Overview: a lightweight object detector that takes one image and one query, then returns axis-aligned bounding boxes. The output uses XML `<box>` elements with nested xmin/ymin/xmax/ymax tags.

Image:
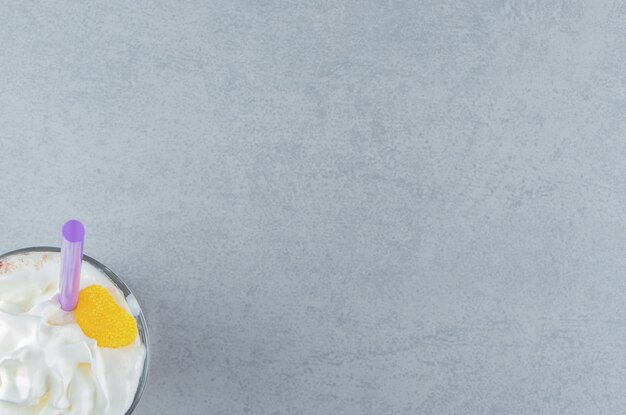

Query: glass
<box><xmin>0</xmin><ymin>247</ymin><xmax>150</xmax><ymax>415</ymax></box>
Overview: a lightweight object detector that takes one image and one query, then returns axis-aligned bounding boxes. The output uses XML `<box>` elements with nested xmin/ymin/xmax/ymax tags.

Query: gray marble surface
<box><xmin>0</xmin><ymin>1</ymin><xmax>625</xmax><ymax>414</ymax></box>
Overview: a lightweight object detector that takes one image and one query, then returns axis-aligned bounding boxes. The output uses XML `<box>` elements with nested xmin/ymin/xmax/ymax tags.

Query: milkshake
<box><xmin>0</xmin><ymin>248</ymin><xmax>148</xmax><ymax>415</ymax></box>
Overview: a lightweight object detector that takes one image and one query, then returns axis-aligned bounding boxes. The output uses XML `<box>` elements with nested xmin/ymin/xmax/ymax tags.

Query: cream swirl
<box><xmin>0</xmin><ymin>252</ymin><xmax>146</xmax><ymax>415</ymax></box>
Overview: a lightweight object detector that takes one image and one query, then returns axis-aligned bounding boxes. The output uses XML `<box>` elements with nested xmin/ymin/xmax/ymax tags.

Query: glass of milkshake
<box><xmin>0</xmin><ymin>247</ymin><xmax>149</xmax><ymax>415</ymax></box>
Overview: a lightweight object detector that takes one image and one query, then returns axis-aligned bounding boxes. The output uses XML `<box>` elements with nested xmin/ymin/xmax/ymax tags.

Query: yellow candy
<box><xmin>74</xmin><ymin>285</ymin><xmax>138</xmax><ymax>348</ymax></box>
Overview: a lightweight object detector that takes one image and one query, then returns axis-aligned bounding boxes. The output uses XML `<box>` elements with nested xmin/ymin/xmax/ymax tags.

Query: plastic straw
<box><xmin>59</xmin><ymin>220</ymin><xmax>85</xmax><ymax>311</ymax></box>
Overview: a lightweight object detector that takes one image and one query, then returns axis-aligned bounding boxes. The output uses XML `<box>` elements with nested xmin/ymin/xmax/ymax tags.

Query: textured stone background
<box><xmin>1</xmin><ymin>1</ymin><xmax>625</xmax><ymax>414</ymax></box>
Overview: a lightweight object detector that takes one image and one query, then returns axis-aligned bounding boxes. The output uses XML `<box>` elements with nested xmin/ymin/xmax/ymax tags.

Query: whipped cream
<box><xmin>0</xmin><ymin>252</ymin><xmax>146</xmax><ymax>415</ymax></box>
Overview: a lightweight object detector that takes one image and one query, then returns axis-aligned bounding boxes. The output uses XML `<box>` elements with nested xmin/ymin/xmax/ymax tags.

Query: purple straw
<box><xmin>59</xmin><ymin>220</ymin><xmax>85</xmax><ymax>311</ymax></box>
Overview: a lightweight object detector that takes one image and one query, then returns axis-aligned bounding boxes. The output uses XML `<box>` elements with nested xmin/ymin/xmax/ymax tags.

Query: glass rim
<box><xmin>0</xmin><ymin>246</ymin><xmax>150</xmax><ymax>415</ymax></box>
